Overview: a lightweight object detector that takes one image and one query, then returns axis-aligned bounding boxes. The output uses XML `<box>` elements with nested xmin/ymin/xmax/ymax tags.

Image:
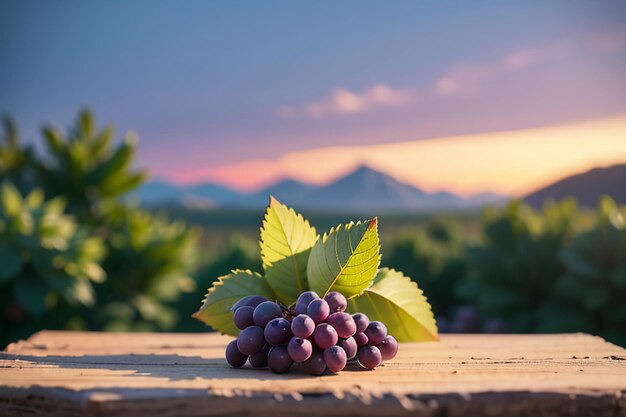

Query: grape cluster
<box><xmin>225</xmin><ymin>291</ymin><xmax>398</xmax><ymax>374</ymax></box>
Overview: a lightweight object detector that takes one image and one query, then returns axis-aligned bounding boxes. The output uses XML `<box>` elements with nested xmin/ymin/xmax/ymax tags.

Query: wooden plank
<box><xmin>1</xmin><ymin>331</ymin><xmax>625</xmax><ymax>416</ymax></box>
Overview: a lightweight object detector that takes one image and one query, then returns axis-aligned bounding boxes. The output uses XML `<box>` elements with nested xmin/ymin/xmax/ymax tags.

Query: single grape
<box><xmin>324</xmin><ymin>291</ymin><xmax>347</xmax><ymax>313</ymax></box>
<box><xmin>307</xmin><ymin>299</ymin><xmax>330</xmax><ymax>324</ymax></box>
<box><xmin>303</xmin><ymin>348</ymin><xmax>327</xmax><ymax>376</ymax></box>
<box><xmin>253</xmin><ymin>301</ymin><xmax>282</xmax><ymax>327</ymax></box>
<box><xmin>237</xmin><ymin>325</ymin><xmax>265</xmax><ymax>355</ymax></box>
<box><xmin>287</xmin><ymin>337</ymin><xmax>313</xmax><ymax>362</ymax></box>
<box><xmin>291</xmin><ymin>314</ymin><xmax>315</xmax><ymax>339</ymax></box>
<box><xmin>354</xmin><ymin>332</ymin><xmax>368</xmax><ymax>347</ymax></box>
<box><xmin>231</xmin><ymin>295</ymin><xmax>268</xmax><ymax>312</ymax></box>
<box><xmin>339</xmin><ymin>337</ymin><xmax>357</xmax><ymax>360</ymax></box>
<box><xmin>264</xmin><ymin>317</ymin><xmax>292</xmax><ymax>346</ymax></box>
<box><xmin>249</xmin><ymin>345</ymin><xmax>269</xmax><ymax>368</ymax></box>
<box><xmin>313</xmin><ymin>323</ymin><xmax>338</xmax><ymax>349</ymax></box>
<box><xmin>377</xmin><ymin>335</ymin><xmax>398</xmax><ymax>361</ymax></box>
<box><xmin>225</xmin><ymin>340</ymin><xmax>248</xmax><ymax>368</ymax></box>
<box><xmin>267</xmin><ymin>345</ymin><xmax>293</xmax><ymax>374</ymax></box>
<box><xmin>352</xmin><ymin>313</ymin><xmax>369</xmax><ymax>333</ymax></box>
<box><xmin>326</xmin><ymin>312</ymin><xmax>357</xmax><ymax>338</ymax></box>
<box><xmin>324</xmin><ymin>345</ymin><xmax>347</xmax><ymax>373</ymax></box>
<box><xmin>295</xmin><ymin>291</ymin><xmax>320</xmax><ymax>315</ymax></box>
<box><xmin>358</xmin><ymin>345</ymin><xmax>382</xmax><ymax>370</ymax></box>
<box><xmin>233</xmin><ymin>305</ymin><xmax>254</xmax><ymax>330</ymax></box>
<box><xmin>364</xmin><ymin>321</ymin><xmax>387</xmax><ymax>345</ymax></box>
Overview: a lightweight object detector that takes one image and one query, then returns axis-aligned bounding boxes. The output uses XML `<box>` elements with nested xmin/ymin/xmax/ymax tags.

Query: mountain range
<box><xmin>135</xmin><ymin>165</ymin><xmax>507</xmax><ymax>212</ymax></box>
<box><xmin>524</xmin><ymin>163</ymin><xmax>626</xmax><ymax>208</ymax></box>
<box><xmin>136</xmin><ymin>163</ymin><xmax>626</xmax><ymax>212</ymax></box>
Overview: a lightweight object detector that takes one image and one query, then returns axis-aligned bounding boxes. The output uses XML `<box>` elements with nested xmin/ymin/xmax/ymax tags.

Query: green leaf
<box><xmin>347</xmin><ymin>268</ymin><xmax>438</xmax><ymax>342</ymax></box>
<box><xmin>193</xmin><ymin>270</ymin><xmax>274</xmax><ymax>336</ymax></box>
<box><xmin>0</xmin><ymin>242</ymin><xmax>22</xmax><ymax>282</ymax></box>
<box><xmin>1</xmin><ymin>181</ymin><xmax>23</xmax><ymax>216</ymax></box>
<box><xmin>307</xmin><ymin>218</ymin><xmax>380</xmax><ymax>298</ymax></box>
<box><xmin>260</xmin><ymin>196</ymin><xmax>317</xmax><ymax>304</ymax></box>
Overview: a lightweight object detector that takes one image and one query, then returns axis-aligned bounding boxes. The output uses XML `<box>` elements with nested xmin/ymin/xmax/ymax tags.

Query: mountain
<box><xmin>300</xmin><ymin>165</ymin><xmax>462</xmax><ymax>212</ymax></box>
<box><xmin>133</xmin><ymin>180</ymin><xmax>242</xmax><ymax>208</ymax></box>
<box><xmin>136</xmin><ymin>165</ymin><xmax>508</xmax><ymax>212</ymax></box>
<box><xmin>525</xmin><ymin>164</ymin><xmax>626</xmax><ymax>208</ymax></box>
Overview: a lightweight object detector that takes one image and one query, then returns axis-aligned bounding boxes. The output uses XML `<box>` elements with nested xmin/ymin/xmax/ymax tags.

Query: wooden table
<box><xmin>1</xmin><ymin>331</ymin><xmax>625</xmax><ymax>416</ymax></box>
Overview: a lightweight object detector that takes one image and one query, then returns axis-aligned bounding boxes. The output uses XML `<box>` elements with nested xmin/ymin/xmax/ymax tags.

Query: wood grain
<box><xmin>1</xmin><ymin>331</ymin><xmax>625</xmax><ymax>416</ymax></box>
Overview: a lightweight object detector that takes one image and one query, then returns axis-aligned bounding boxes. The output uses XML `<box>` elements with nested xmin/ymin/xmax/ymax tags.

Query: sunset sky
<box><xmin>2</xmin><ymin>1</ymin><xmax>626</xmax><ymax>196</ymax></box>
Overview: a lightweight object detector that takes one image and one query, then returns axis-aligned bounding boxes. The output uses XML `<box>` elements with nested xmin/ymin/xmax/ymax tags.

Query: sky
<box><xmin>2</xmin><ymin>1</ymin><xmax>626</xmax><ymax>196</ymax></box>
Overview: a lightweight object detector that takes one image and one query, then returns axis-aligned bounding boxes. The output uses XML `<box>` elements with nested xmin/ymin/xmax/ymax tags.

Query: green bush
<box><xmin>383</xmin><ymin>218</ymin><xmax>466</xmax><ymax>318</ymax></box>
<box><xmin>458</xmin><ymin>199</ymin><xmax>578</xmax><ymax>332</ymax></box>
<box><xmin>552</xmin><ymin>197</ymin><xmax>626</xmax><ymax>345</ymax></box>
<box><xmin>0</xmin><ymin>110</ymin><xmax>199</xmax><ymax>345</ymax></box>
<box><xmin>0</xmin><ymin>182</ymin><xmax>106</xmax><ymax>344</ymax></box>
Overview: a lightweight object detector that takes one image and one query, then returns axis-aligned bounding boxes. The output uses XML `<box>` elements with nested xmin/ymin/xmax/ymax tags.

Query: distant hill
<box><xmin>136</xmin><ymin>165</ymin><xmax>508</xmax><ymax>212</ymax></box>
<box><xmin>524</xmin><ymin>164</ymin><xmax>626</xmax><ymax>208</ymax></box>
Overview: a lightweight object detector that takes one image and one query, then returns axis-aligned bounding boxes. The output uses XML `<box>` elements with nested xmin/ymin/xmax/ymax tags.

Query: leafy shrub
<box><xmin>553</xmin><ymin>196</ymin><xmax>626</xmax><ymax>345</ymax></box>
<box><xmin>383</xmin><ymin>218</ymin><xmax>466</xmax><ymax>318</ymax></box>
<box><xmin>457</xmin><ymin>199</ymin><xmax>578</xmax><ymax>332</ymax></box>
<box><xmin>0</xmin><ymin>182</ymin><xmax>106</xmax><ymax>344</ymax></box>
<box><xmin>0</xmin><ymin>110</ymin><xmax>199</xmax><ymax>344</ymax></box>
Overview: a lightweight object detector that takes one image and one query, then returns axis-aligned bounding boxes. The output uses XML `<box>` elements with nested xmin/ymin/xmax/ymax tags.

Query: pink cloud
<box><xmin>278</xmin><ymin>83</ymin><xmax>414</xmax><ymax>119</ymax></box>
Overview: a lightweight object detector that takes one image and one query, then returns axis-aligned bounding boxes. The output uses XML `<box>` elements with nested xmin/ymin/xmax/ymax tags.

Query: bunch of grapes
<box><xmin>225</xmin><ymin>291</ymin><xmax>398</xmax><ymax>375</ymax></box>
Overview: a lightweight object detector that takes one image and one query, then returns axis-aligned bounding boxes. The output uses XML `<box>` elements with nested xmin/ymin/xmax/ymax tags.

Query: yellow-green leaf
<box><xmin>260</xmin><ymin>196</ymin><xmax>317</xmax><ymax>304</ymax></box>
<box><xmin>307</xmin><ymin>218</ymin><xmax>380</xmax><ymax>299</ymax></box>
<box><xmin>348</xmin><ymin>268</ymin><xmax>438</xmax><ymax>342</ymax></box>
<box><xmin>192</xmin><ymin>270</ymin><xmax>274</xmax><ymax>336</ymax></box>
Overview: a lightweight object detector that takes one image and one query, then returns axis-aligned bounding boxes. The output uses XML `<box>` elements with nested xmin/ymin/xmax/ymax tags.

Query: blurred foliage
<box><xmin>38</xmin><ymin>111</ymin><xmax>147</xmax><ymax>223</ymax></box>
<box><xmin>0</xmin><ymin>182</ymin><xmax>106</xmax><ymax>343</ymax></box>
<box><xmin>0</xmin><ymin>110</ymin><xmax>199</xmax><ymax>347</ymax></box>
<box><xmin>553</xmin><ymin>197</ymin><xmax>626</xmax><ymax>345</ymax></box>
<box><xmin>383</xmin><ymin>218</ymin><xmax>466</xmax><ymax>318</ymax></box>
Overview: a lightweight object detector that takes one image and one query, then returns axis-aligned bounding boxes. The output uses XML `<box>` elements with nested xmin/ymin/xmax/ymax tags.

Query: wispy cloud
<box><xmin>277</xmin><ymin>84</ymin><xmax>414</xmax><ymax>119</ymax></box>
<box><xmin>434</xmin><ymin>42</ymin><xmax>568</xmax><ymax>96</ymax></box>
<box><xmin>276</xmin><ymin>29</ymin><xmax>626</xmax><ymax>120</ymax></box>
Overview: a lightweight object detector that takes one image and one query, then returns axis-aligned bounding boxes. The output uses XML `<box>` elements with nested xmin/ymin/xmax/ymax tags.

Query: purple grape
<box><xmin>307</xmin><ymin>299</ymin><xmax>330</xmax><ymax>324</ymax></box>
<box><xmin>287</xmin><ymin>337</ymin><xmax>313</xmax><ymax>362</ymax></box>
<box><xmin>352</xmin><ymin>313</ymin><xmax>369</xmax><ymax>333</ymax></box>
<box><xmin>291</xmin><ymin>314</ymin><xmax>315</xmax><ymax>339</ymax></box>
<box><xmin>295</xmin><ymin>291</ymin><xmax>320</xmax><ymax>315</ymax></box>
<box><xmin>303</xmin><ymin>348</ymin><xmax>326</xmax><ymax>376</ymax></box>
<box><xmin>249</xmin><ymin>345</ymin><xmax>269</xmax><ymax>368</ymax></box>
<box><xmin>267</xmin><ymin>345</ymin><xmax>293</xmax><ymax>373</ymax></box>
<box><xmin>264</xmin><ymin>317</ymin><xmax>292</xmax><ymax>346</ymax></box>
<box><xmin>358</xmin><ymin>345</ymin><xmax>382</xmax><ymax>370</ymax></box>
<box><xmin>326</xmin><ymin>312</ymin><xmax>357</xmax><ymax>338</ymax></box>
<box><xmin>354</xmin><ymin>332</ymin><xmax>368</xmax><ymax>347</ymax></box>
<box><xmin>377</xmin><ymin>335</ymin><xmax>398</xmax><ymax>361</ymax></box>
<box><xmin>364</xmin><ymin>321</ymin><xmax>387</xmax><ymax>345</ymax></box>
<box><xmin>253</xmin><ymin>301</ymin><xmax>282</xmax><ymax>327</ymax></box>
<box><xmin>324</xmin><ymin>345</ymin><xmax>347</xmax><ymax>373</ymax></box>
<box><xmin>233</xmin><ymin>306</ymin><xmax>254</xmax><ymax>330</ymax></box>
<box><xmin>324</xmin><ymin>291</ymin><xmax>347</xmax><ymax>313</ymax></box>
<box><xmin>237</xmin><ymin>325</ymin><xmax>265</xmax><ymax>355</ymax></box>
<box><xmin>313</xmin><ymin>323</ymin><xmax>338</xmax><ymax>349</ymax></box>
<box><xmin>231</xmin><ymin>295</ymin><xmax>268</xmax><ymax>311</ymax></box>
<box><xmin>225</xmin><ymin>340</ymin><xmax>248</xmax><ymax>368</ymax></box>
<box><xmin>339</xmin><ymin>337</ymin><xmax>357</xmax><ymax>360</ymax></box>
